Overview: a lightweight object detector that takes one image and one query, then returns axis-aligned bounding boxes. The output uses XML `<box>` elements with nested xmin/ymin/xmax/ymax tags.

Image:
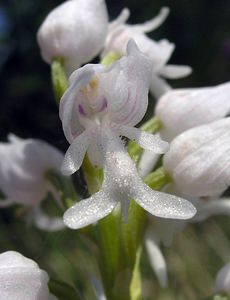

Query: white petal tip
<box><xmin>61</xmin><ymin>164</ymin><xmax>75</xmax><ymax>176</ymax></box>
<box><xmin>177</xmin><ymin>202</ymin><xmax>197</xmax><ymax>220</ymax></box>
<box><xmin>161</xmin><ymin>7</ymin><xmax>170</xmax><ymax>15</ymax></box>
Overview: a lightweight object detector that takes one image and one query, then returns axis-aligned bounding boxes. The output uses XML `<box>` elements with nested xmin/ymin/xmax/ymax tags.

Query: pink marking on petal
<box><xmin>78</xmin><ymin>104</ymin><xmax>87</xmax><ymax>116</ymax></box>
<box><xmin>99</xmin><ymin>97</ymin><xmax>108</xmax><ymax>112</ymax></box>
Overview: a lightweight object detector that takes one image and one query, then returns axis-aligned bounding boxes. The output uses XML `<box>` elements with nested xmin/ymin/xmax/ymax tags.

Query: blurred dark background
<box><xmin>0</xmin><ymin>0</ymin><xmax>229</xmax><ymax>148</ymax></box>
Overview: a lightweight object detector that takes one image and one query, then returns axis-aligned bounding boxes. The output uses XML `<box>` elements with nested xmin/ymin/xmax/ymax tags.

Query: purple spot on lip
<box><xmin>99</xmin><ymin>97</ymin><xmax>108</xmax><ymax>112</ymax></box>
<box><xmin>78</xmin><ymin>104</ymin><xmax>87</xmax><ymax>116</ymax></box>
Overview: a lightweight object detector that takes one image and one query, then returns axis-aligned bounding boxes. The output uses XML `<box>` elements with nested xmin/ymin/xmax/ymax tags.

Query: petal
<box><xmin>108</xmin><ymin>8</ymin><xmax>130</xmax><ymax>31</ymax></box>
<box><xmin>150</xmin><ymin>74</ymin><xmax>172</xmax><ymax>99</ymax></box>
<box><xmin>59</xmin><ymin>65</ymin><xmax>96</xmax><ymax>143</ymax></box>
<box><xmin>145</xmin><ymin>230</ymin><xmax>168</xmax><ymax>287</ymax></box>
<box><xmin>150</xmin><ymin>39</ymin><xmax>175</xmax><ymax>69</ymax></box>
<box><xmin>133</xmin><ymin>7</ymin><xmax>170</xmax><ymax>33</ymax></box>
<box><xmin>61</xmin><ymin>129</ymin><xmax>92</xmax><ymax>175</ymax></box>
<box><xmin>33</xmin><ymin>206</ymin><xmax>66</xmax><ymax>231</ymax></box>
<box><xmin>102</xmin><ymin>40</ymin><xmax>153</xmax><ymax>126</ymax></box>
<box><xmin>119</xmin><ymin>124</ymin><xmax>168</xmax><ymax>153</ymax></box>
<box><xmin>159</xmin><ymin>64</ymin><xmax>192</xmax><ymax>79</ymax></box>
<box><xmin>63</xmin><ymin>189</ymin><xmax>117</xmax><ymax>229</ymax></box>
<box><xmin>133</xmin><ymin>184</ymin><xmax>196</xmax><ymax>220</ymax></box>
<box><xmin>7</xmin><ymin>134</ymin><xmax>23</xmax><ymax>144</ymax></box>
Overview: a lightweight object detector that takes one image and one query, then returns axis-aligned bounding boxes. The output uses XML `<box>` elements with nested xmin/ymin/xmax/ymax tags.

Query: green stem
<box><xmin>97</xmin><ymin>209</ymin><xmax>123</xmax><ymax>300</ymax></box>
<box><xmin>82</xmin><ymin>155</ymin><xmax>103</xmax><ymax>194</ymax></box>
<box><xmin>129</xmin><ymin>247</ymin><xmax>142</xmax><ymax>300</ymax></box>
<box><xmin>51</xmin><ymin>57</ymin><xmax>68</xmax><ymax>103</ymax></box>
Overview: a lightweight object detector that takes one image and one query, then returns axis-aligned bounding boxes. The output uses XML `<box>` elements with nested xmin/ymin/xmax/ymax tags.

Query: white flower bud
<box><xmin>0</xmin><ymin>251</ymin><xmax>55</xmax><ymax>300</ymax></box>
<box><xmin>155</xmin><ymin>81</ymin><xmax>230</xmax><ymax>141</ymax></box>
<box><xmin>215</xmin><ymin>263</ymin><xmax>230</xmax><ymax>294</ymax></box>
<box><xmin>37</xmin><ymin>0</ymin><xmax>108</xmax><ymax>74</ymax></box>
<box><xmin>163</xmin><ymin>118</ymin><xmax>230</xmax><ymax>197</ymax></box>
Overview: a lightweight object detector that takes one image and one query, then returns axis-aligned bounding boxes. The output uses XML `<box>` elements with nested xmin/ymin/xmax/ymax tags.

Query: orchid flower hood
<box><xmin>59</xmin><ymin>41</ymin><xmax>196</xmax><ymax>229</ymax></box>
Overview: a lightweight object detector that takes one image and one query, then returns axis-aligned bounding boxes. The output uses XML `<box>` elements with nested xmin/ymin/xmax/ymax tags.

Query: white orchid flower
<box><xmin>155</xmin><ymin>81</ymin><xmax>230</xmax><ymax>141</ymax></box>
<box><xmin>0</xmin><ymin>134</ymin><xmax>65</xmax><ymax>231</ymax></box>
<box><xmin>0</xmin><ymin>251</ymin><xmax>56</xmax><ymax>300</ymax></box>
<box><xmin>102</xmin><ymin>7</ymin><xmax>191</xmax><ymax>98</ymax></box>
<box><xmin>215</xmin><ymin>262</ymin><xmax>230</xmax><ymax>294</ymax></box>
<box><xmin>59</xmin><ymin>41</ymin><xmax>196</xmax><ymax>229</ymax></box>
<box><xmin>37</xmin><ymin>0</ymin><xmax>108</xmax><ymax>75</ymax></box>
<box><xmin>163</xmin><ymin>118</ymin><xmax>230</xmax><ymax>197</ymax></box>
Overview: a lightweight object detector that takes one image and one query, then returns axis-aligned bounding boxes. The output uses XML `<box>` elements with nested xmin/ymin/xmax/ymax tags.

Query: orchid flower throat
<box><xmin>77</xmin><ymin>75</ymin><xmax>109</xmax><ymax>128</ymax></box>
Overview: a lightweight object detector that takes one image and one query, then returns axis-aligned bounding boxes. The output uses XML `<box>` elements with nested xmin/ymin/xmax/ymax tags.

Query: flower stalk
<box><xmin>51</xmin><ymin>57</ymin><xmax>68</xmax><ymax>103</ymax></box>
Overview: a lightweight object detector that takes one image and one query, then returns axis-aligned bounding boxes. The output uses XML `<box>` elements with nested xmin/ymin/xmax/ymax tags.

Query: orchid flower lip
<box><xmin>63</xmin><ymin>127</ymin><xmax>196</xmax><ymax>229</ymax></box>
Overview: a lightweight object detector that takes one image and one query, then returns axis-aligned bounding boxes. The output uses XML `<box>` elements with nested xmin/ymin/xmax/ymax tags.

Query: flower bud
<box><xmin>37</xmin><ymin>0</ymin><xmax>108</xmax><ymax>74</ymax></box>
<box><xmin>0</xmin><ymin>251</ymin><xmax>55</xmax><ymax>300</ymax></box>
<box><xmin>155</xmin><ymin>81</ymin><xmax>230</xmax><ymax>141</ymax></box>
<box><xmin>163</xmin><ymin>118</ymin><xmax>230</xmax><ymax>197</ymax></box>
